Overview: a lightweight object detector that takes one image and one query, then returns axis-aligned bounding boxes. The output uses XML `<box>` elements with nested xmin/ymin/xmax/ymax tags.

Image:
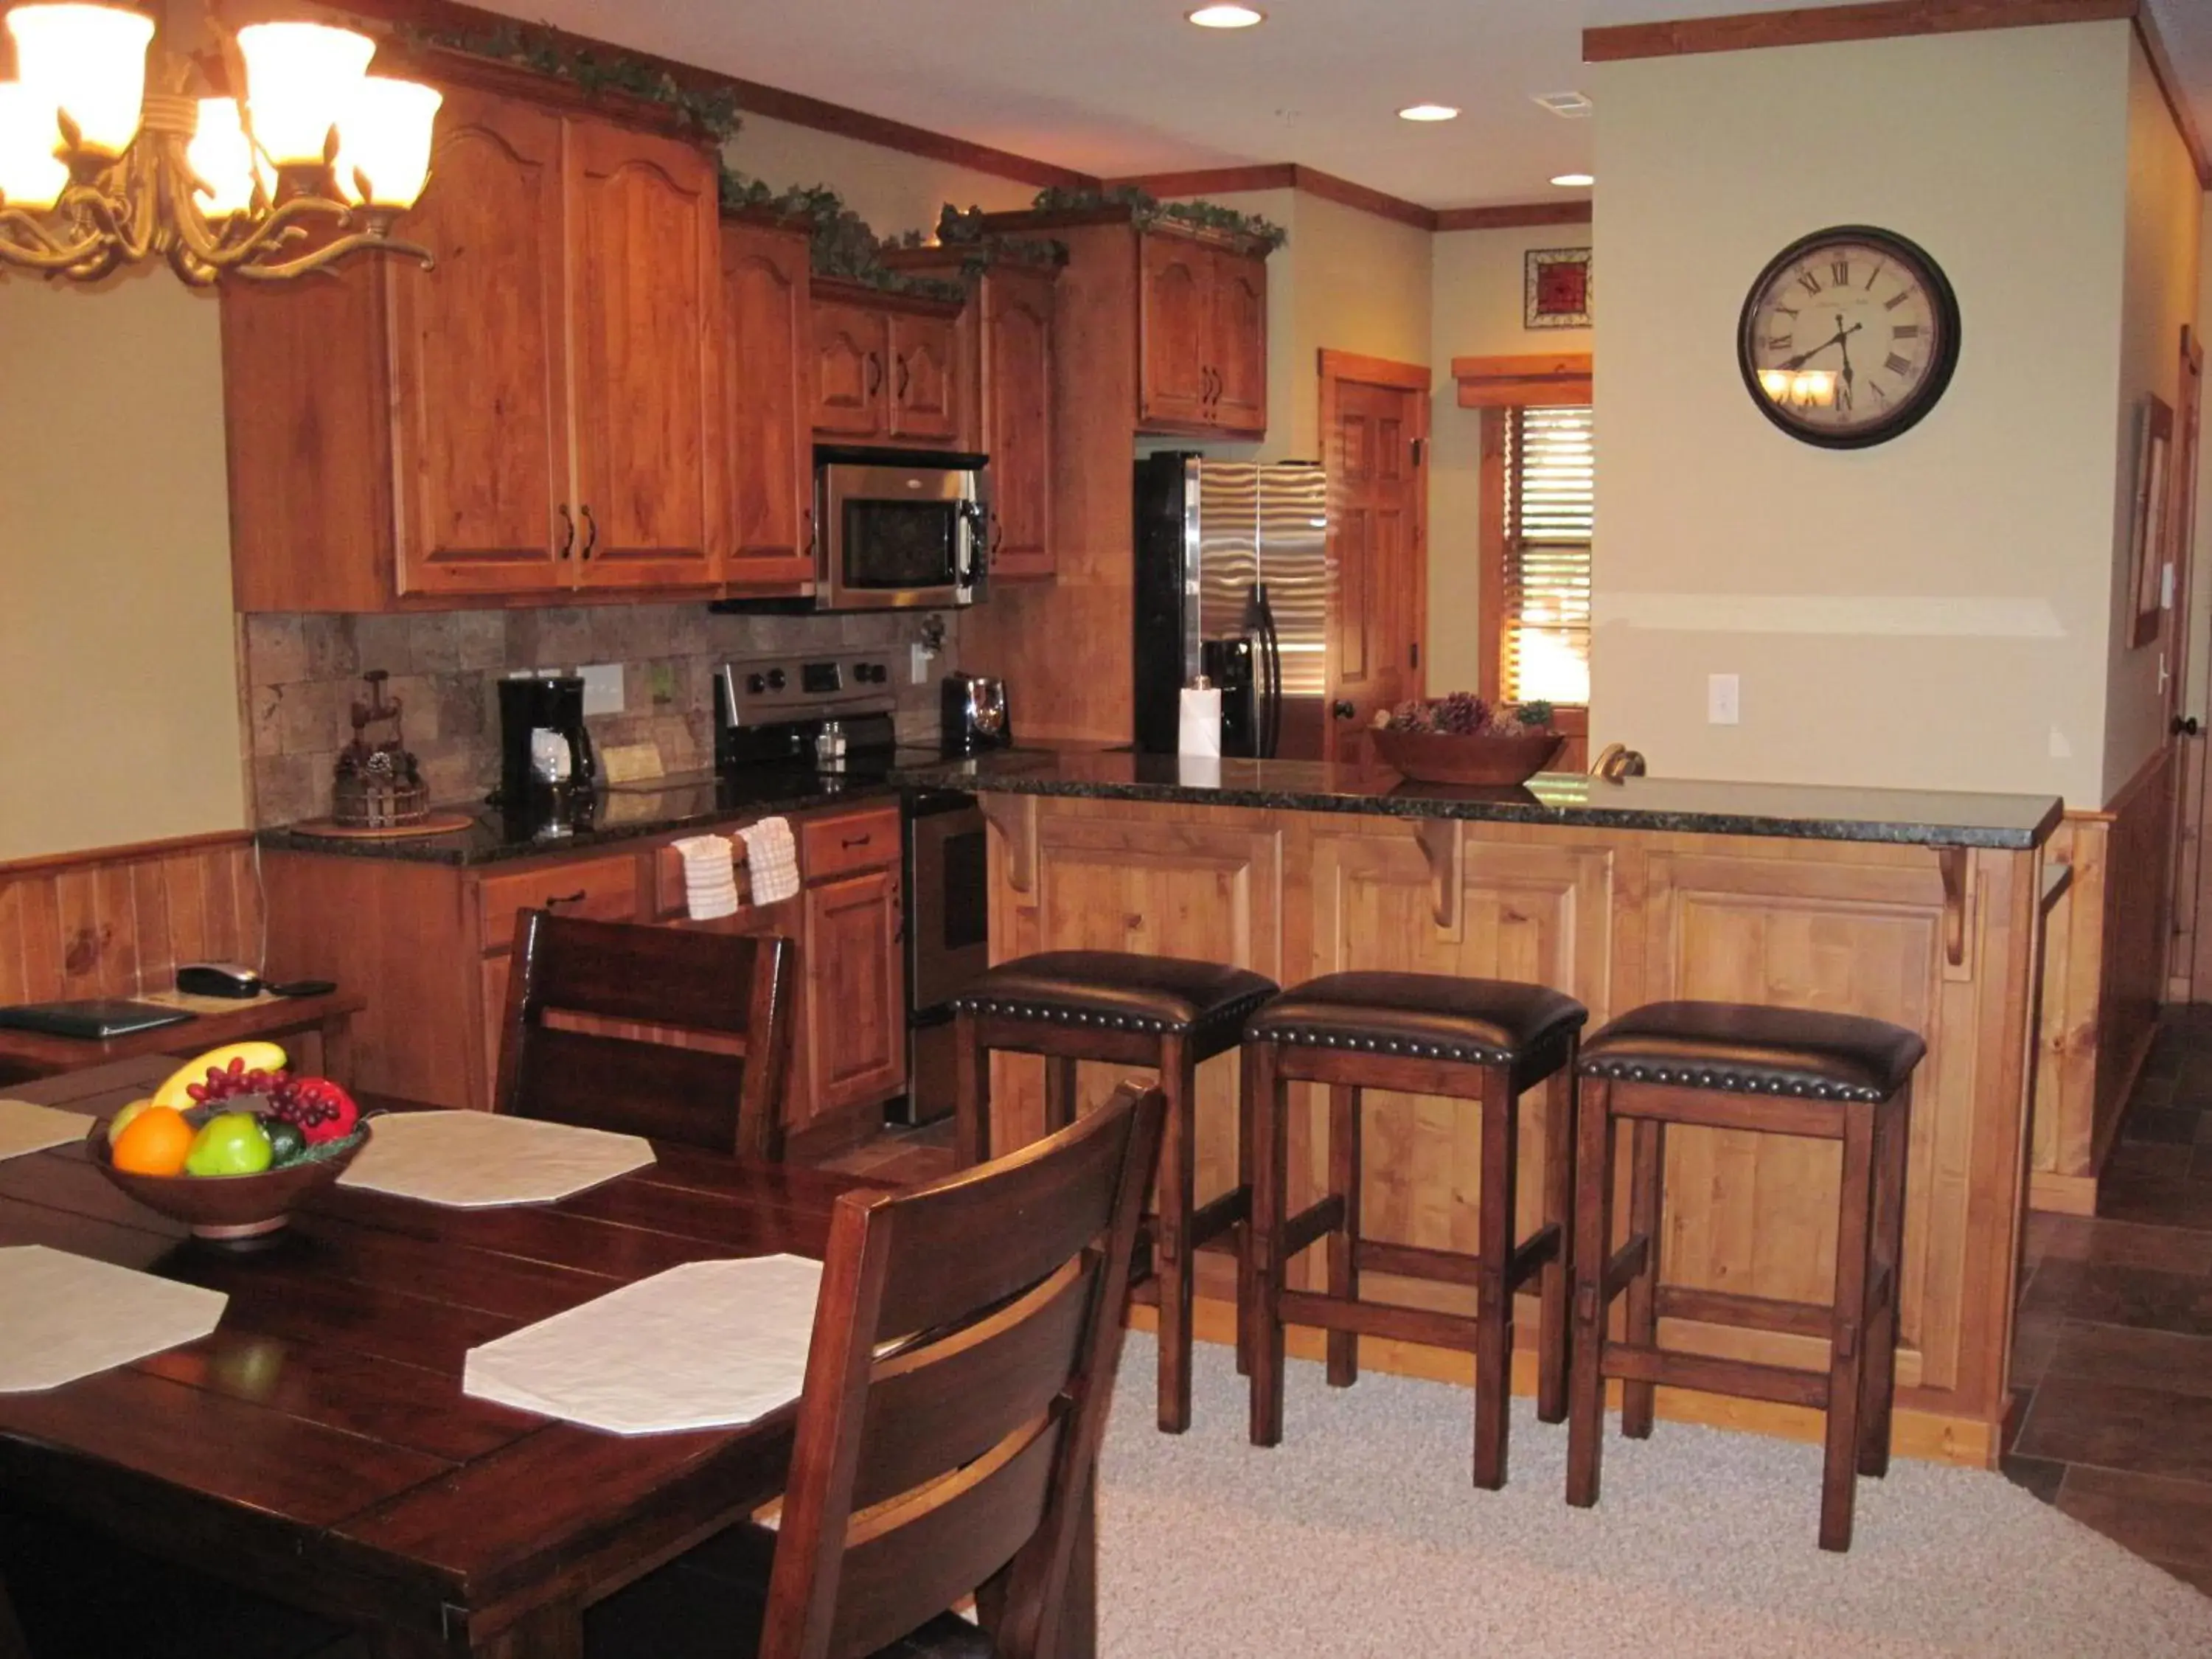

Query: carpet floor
<box><xmin>1095</xmin><ymin>1336</ymin><xmax>2212</xmax><ymax>1657</ymax></box>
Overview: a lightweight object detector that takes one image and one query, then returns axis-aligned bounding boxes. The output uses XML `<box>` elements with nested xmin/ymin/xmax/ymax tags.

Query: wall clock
<box><xmin>1737</xmin><ymin>225</ymin><xmax>1960</xmax><ymax>449</ymax></box>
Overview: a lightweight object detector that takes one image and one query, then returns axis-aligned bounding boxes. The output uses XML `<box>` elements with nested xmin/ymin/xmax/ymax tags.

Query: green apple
<box><xmin>184</xmin><ymin>1112</ymin><xmax>273</xmax><ymax>1177</ymax></box>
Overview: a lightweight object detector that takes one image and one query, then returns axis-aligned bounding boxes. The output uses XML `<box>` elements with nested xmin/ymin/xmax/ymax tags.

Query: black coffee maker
<box><xmin>496</xmin><ymin>675</ymin><xmax>599</xmax><ymax>804</ymax></box>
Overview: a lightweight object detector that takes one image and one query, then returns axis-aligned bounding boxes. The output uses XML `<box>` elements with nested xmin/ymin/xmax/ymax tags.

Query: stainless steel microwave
<box><xmin>815</xmin><ymin>447</ymin><xmax>989</xmax><ymax>611</ymax></box>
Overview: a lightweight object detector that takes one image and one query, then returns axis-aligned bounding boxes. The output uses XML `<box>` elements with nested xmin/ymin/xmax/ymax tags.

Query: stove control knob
<box><xmin>766</xmin><ymin>668</ymin><xmax>787</xmax><ymax>692</ymax></box>
<box><xmin>745</xmin><ymin>672</ymin><xmax>767</xmax><ymax>695</ymax></box>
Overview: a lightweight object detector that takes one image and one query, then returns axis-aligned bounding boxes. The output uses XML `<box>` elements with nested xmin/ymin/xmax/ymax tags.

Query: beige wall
<box><xmin>1591</xmin><ymin>22</ymin><xmax>2141</xmax><ymax>805</ymax></box>
<box><xmin>0</xmin><ymin>271</ymin><xmax>248</xmax><ymax>860</ymax></box>
<box><xmin>2104</xmin><ymin>41</ymin><xmax>2206</xmax><ymax>799</ymax></box>
<box><xmin>1427</xmin><ymin>223</ymin><xmax>1593</xmax><ymax>693</ymax></box>
<box><xmin>723</xmin><ymin>111</ymin><xmax>1037</xmax><ymax>237</ymax></box>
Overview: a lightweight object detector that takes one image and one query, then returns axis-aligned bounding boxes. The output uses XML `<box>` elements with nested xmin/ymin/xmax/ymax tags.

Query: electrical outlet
<box><xmin>1707</xmin><ymin>673</ymin><xmax>1740</xmax><ymax>726</ymax></box>
<box><xmin>579</xmin><ymin>662</ymin><xmax>625</xmax><ymax>717</ymax></box>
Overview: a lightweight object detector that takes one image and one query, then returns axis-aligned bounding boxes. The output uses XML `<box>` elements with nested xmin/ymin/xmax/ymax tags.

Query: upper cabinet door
<box><xmin>983</xmin><ymin>269</ymin><xmax>1054</xmax><ymax>580</ymax></box>
<box><xmin>1210</xmin><ymin>251</ymin><xmax>1269</xmax><ymax>435</ymax></box>
<box><xmin>720</xmin><ymin>220</ymin><xmax>815</xmax><ymax>591</ymax></box>
<box><xmin>888</xmin><ymin>311</ymin><xmax>960</xmax><ymax>442</ymax></box>
<box><xmin>813</xmin><ymin>300</ymin><xmax>889</xmax><ymax>438</ymax></box>
<box><xmin>1138</xmin><ymin>233</ymin><xmax>1211</xmax><ymax>429</ymax></box>
<box><xmin>388</xmin><ymin>88</ymin><xmax>570</xmax><ymax>597</ymax></box>
<box><xmin>566</xmin><ymin>120</ymin><xmax>723</xmax><ymax>589</ymax></box>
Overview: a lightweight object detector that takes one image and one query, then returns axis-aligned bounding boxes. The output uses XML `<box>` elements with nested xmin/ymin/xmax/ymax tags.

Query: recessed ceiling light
<box><xmin>1397</xmin><ymin>103</ymin><xmax>1461</xmax><ymax>122</ymax></box>
<box><xmin>1187</xmin><ymin>4</ymin><xmax>1265</xmax><ymax>27</ymax></box>
<box><xmin>1551</xmin><ymin>173</ymin><xmax>1596</xmax><ymax>187</ymax></box>
<box><xmin>1533</xmin><ymin>91</ymin><xmax>1593</xmax><ymax>119</ymax></box>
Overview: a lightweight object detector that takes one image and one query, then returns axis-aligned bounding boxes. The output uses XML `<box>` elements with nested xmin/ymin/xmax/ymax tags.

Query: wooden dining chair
<box><xmin>495</xmin><ymin>909</ymin><xmax>796</xmax><ymax>1160</ymax></box>
<box><xmin>586</xmin><ymin>1079</ymin><xmax>1168</xmax><ymax>1659</ymax></box>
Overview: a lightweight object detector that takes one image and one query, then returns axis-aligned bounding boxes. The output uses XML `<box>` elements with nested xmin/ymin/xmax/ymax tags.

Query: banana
<box><xmin>150</xmin><ymin>1041</ymin><xmax>290</xmax><ymax>1110</ymax></box>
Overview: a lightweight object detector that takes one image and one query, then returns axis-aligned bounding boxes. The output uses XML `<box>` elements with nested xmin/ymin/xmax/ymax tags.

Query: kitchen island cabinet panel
<box><xmin>931</xmin><ymin>765</ymin><xmax>2053</xmax><ymax>1468</ymax></box>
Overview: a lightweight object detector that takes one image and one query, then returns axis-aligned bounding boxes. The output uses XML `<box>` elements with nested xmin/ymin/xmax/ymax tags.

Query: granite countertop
<box><xmin>257</xmin><ymin>772</ymin><xmax>902</xmax><ymax>867</ymax></box>
<box><xmin>887</xmin><ymin>749</ymin><xmax>2063</xmax><ymax>850</ymax></box>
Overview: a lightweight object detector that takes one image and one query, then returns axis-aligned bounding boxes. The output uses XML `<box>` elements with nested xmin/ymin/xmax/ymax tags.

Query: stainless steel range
<box><xmin>713</xmin><ymin>652</ymin><xmax>988</xmax><ymax>1127</ymax></box>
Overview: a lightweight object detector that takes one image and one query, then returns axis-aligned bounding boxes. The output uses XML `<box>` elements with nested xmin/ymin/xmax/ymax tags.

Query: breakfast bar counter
<box><xmin>892</xmin><ymin>751</ymin><xmax>2062</xmax><ymax>1467</ymax></box>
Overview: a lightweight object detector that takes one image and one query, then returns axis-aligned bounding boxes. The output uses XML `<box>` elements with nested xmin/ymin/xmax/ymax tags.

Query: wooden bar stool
<box><xmin>1242</xmin><ymin>972</ymin><xmax>1587</xmax><ymax>1489</ymax></box>
<box><xmin>953</xmin><ymin>949</ymin><xmax>1279</xmax><ymax>1433</ymax></box>
<box><xmin>1565</xmin><ymin>1001</ymin><xmax>1922</xmax><ymax>1552</ymax></box>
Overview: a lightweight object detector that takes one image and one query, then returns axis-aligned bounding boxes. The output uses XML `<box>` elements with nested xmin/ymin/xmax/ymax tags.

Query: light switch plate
<box><xmin>1707</xmin><ymin>673</ymin><xmax>1740</xmax><ymax>726</ymax></box>
<box><xmin>911</xmin><ymin>643</ymin><xmax>931</xmax><ymax>686</ymax></box>
<box><xmin>580</xmin><ymin>662</ymin><xmax>625</xmax><ymax>716</ymax></box>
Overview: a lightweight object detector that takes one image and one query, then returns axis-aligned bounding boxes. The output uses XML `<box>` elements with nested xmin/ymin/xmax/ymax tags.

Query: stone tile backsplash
<box><xmin>243</xmin><ymin>605</ymin><xmax>961</xmax><ymax>827</ymax></box>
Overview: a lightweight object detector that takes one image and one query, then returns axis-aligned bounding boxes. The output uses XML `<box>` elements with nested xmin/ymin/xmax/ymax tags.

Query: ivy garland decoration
<box><xmin>719</xmin><ymin>173</ymin><xmax>967</xmax><ymax>303</ymax></box>
<box><xmin>1026</xmin><ymin>185</ymin><xmax>1287</xmax><ymax>251</ymax></box>
<box><xmin>396</xmin><ymin>23</ymin><xmax>742</xmax><ymax>142</ymax></box>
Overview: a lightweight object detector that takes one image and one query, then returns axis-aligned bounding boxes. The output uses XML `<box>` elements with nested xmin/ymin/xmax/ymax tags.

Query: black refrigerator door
<box><xmin>1133</xmin><ymin>452</ymin><xmax>1201</xmax><ymax>754</ymax></box>
<box><xmin>1200</xmin><ymin>636</ymin><xmax>1259</xmax><ymax>757</ymax></box>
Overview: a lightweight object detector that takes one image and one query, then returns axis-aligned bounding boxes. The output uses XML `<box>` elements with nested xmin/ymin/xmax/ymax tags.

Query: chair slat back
<box><xmin>494</xmin><ymin>909</ymin><xmax>794</xmax><ymax>1159</ymax></box>
<box><xmin>762</xmin><ymin>1082</ymin><xmax>1165</xmax><ymax>1659</ymax></box>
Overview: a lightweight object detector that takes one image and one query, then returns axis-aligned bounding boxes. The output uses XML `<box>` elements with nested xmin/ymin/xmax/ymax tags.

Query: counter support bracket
<box><xmin>1938</xmin><ymin>847</ymin><xmax>1975</xmax><ymax>977</ymax></box>
<box><xmin>1413</xmin><ymin>819</ymin><xmax>1463</xmax><ymax>935</ymax></box>
<box><xmin>981</xmin><ymin>794</ymin><xmax>1040</xmax><ymax>897</ymax></box>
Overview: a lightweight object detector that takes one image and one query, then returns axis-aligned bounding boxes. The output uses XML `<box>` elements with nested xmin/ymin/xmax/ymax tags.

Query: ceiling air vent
<box><xmin>1531</xmin><ymin>91</ymin><xmax>1593</xmax><ymax>118</ymax></box>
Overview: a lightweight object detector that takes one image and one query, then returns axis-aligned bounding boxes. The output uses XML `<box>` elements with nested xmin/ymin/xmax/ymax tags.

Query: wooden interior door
<box><xmin>1320</xmin><ymin>352</ymin><xmax>1431</xmax><ymax>765</ymax></box>
<box><xmin>812</xmin><ymin>299</ymin><xmax>888</xmax><ymax>437</ymax></box>
<box><xmin>720</xmin><ymin>219</ymin><xmax>815</xmax><ymax>591</ymax></box>
<box><xmin>1138</xmin><ymin>233</ymin><xmax>1210</xmax><ymax>428</ymax></box>
<box><xmin>1209</xmin><ymin>249</ymin><xmax>1268</xmax><ymax>434</ymax></box>
<box><xmin>888</xmin><ymin>311</ymin><xmax>961</xmax><ymax>442</ymax></box>
<box><xmin>2170</xmin><ymin>329</ymin><xmax>2211</xmax><ymax>998</ymax></box>
<box><xmin>983</xmin><ymin>268</ymin><xmax>1054</xmax><ymax>578</ymax></box>
<box><xmin>387</xmin><ymin>86</ymin><xmax>569</xmax><ymax>597</ymax></box>
<box><xmin>566</xmin><ymin>119</ymin><xmax>722</xmax><ymax>589</ymax></box>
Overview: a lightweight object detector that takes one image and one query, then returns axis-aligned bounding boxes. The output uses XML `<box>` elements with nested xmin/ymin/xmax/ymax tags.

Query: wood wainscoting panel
<box><xmin>0</xmin><ymin>835</ymin><xmax>260</xmax><ymax>1006</ymax></box>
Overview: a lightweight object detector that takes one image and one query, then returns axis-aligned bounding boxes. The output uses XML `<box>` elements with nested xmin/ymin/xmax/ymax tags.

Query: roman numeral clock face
<box><xmin>1737</xmin><ymin>226</ymin><xmax>1961</xmax><ymax>448</ymax></box>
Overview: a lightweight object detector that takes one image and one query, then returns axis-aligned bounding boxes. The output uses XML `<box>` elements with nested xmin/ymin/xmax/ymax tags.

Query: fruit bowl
<box><xmin>87</xmin><ymin>1119</ymin><xmax>370</xmax><ymax>1242</ymax></box>
<box><xmin>1370</xmin><ymin>726</ymin><xmax>1565</xmax><ymax>786</ymax></box>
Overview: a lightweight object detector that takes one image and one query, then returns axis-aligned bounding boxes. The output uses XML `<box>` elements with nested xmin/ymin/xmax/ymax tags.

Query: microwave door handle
<box><xmin>958</xmin><ymin>501</ymin><xmax>987</xmax><ymax>589</ymax></box>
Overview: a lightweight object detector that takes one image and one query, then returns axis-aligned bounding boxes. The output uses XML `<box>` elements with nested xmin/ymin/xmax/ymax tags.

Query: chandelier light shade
<box><xmin>0</xmin><ymin>1</ymin><xmax>439</xmax><ymax>285</ymax></box>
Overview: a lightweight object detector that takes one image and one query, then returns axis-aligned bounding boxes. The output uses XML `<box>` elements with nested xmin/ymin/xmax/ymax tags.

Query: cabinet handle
<box><xmin>579</xmin><ymin>505</ymin><xmax>598</xmax><ymax>560</ymax></box>
<box><xmin>896</xmin><ymin>354</ymin><xmax>911</xmax><ymax>400</ymax></box>
<box><xmin>841</xmin><ymin>834</ymin><xmax>872</xmax><ymax>850</ymax></box>
<box><xmin>545</xmin><ymin>890</ymin><xmax>588</xmax><ymax>907</ymax></box>
<box><xmin>866</xmin><ymin>352</ymin><xmax>883</xmax><ymax>396</ymax></box>
<box><xmin>556</xmin><ymin>504</ymin><xmax>577</xmax><ymax>559</ymax></box>
<box><xmin>991</xmin><ymin>512</ymin><xmax>1005</xmax><ymax>557</ymax></box>
<box><xmin>801</xmin><ymin>508</ymin><xmax>815</xmax><ymax>556</ymax></box>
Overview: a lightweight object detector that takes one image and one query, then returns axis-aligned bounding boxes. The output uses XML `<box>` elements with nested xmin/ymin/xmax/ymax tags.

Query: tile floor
<box><xmin>2004</xmin><ymin>1008</ymin><xmax>2212</xmax><ymax>1596</ymax></box>
<box><xmin>824</xmin><ymin>1023</ymin><xmax>2212</xmax><ymax>1597</ymax></box>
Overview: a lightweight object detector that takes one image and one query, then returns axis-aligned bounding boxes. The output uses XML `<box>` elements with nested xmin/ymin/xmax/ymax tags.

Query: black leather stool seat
<box><xmin>1578</xmin><ymin>1001</ymin><xmax>1924</xmax><ymax>1103</ymax></box>
<box><xmin>1246</xmin><ymin>971</ymin><xmax>1587</xmax><ymax>1066</ymax></box>
<box><xmin>953</xmin><ymin>950</ymin><xmax>1279</xmax><ymax>1057</ymax></box>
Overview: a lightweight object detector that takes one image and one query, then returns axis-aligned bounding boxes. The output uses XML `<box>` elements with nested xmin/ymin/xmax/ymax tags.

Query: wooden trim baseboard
<box><xmin>1434</xmin><ymin>201</ymin><xmax>1594</xmax><ymax>232</ymax></box>
<box><xmin>1583</xmin><ymin>0</ymin><xmax>2137</xmax><ymax>62</ymax></box>
<box><xmin>1106</xmin><ymin>164</ymin><xmax>1437</xmax><ymax>232</ymax></box>
<box><xmin>328</xmin><ymin>0</ymin><xmax>1097</xmax><ymax>192</ymax></box>
<box><xmin>0</xmin><ymin>828</ymin><xmax>254</xmax><ymax>882</ymax></box>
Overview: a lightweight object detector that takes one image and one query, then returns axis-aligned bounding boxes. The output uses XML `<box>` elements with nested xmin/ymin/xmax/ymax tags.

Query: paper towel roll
<box><xmin>1178</xmin><ymin>686</ymin><xmax>1222</xmax><ymax>757</ymax></box>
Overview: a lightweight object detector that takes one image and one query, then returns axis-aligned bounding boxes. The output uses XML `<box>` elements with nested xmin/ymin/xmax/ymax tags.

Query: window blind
<box><xmin>1503</xmin><ymin>405</ymin><xmax>1593</xmax><ymax>706</ymax></box>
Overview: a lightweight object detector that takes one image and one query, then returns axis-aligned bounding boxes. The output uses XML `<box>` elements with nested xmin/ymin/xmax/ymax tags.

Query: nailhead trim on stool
<box><xmin>1573</xmin><ymin>1060</ymin><xmax>1889</xmax><ymax>1102</ymax></box>
<box><xmin>952</xmin><ymin>988</ymin><xmax>1278</xmax><ymax>1042</ymax></box>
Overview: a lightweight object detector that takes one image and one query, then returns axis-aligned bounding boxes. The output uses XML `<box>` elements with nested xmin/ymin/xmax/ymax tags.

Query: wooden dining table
<box><xmin>0</xmin><ymin>1057</ymin><xmax>1096</xmax><ymax>1658</ymax></box>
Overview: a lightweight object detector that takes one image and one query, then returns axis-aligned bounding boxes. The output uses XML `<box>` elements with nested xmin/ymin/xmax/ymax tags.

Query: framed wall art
<box><xmin>2128</xmin><ymin>393</ymin><xmax>2174</xmax><ymax>649</ymax></box>
<box><xmin>1525</xmin><ymin>247</ymin><xmax>1591</xmax><ymax>329</ymax></box>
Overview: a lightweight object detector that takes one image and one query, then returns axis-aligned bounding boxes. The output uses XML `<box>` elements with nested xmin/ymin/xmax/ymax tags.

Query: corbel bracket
<box><xmin>979</xmin><ymin>793</ymin><xmax>1039</xmax><ymax>896</ymax></box>
<box><xmin>1413</xmin><ymin>818</ymin><xmax>1462</xmax><ymax>933</ymax></box>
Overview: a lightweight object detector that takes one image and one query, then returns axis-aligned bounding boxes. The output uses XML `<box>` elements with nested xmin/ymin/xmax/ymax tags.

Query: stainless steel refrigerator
<box><xmin>1133</xmin><ymin>453</ymin><xmax>1330</xmax><ymax>760</ymax></box>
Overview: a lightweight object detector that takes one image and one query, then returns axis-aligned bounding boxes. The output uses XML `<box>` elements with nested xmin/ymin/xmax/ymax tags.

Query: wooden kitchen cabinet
<box><xmin>790</xmin><ymin>804</ymin><xmax>906</xmax><ymax>1145</ymax></box>
<box><xmin>1138</xmin><ymin>232</ymin><xmax>1268</xmax><ymax>438</ymax></box>
<box><xmin>809</xmin><ymin>278</ymin><xmax>968</xmax><ymax>445</ymax></box>
<box><xmin>880</xmin><ymin>248</ymin><xmax>1059</xmax><ymax>579</ymax></box>
<box><xmin>720</xmin><ymin>215</ymin><xmax>816</xmax><ymax>591</ymax></box>
<box><xmin>223</xmin><ymin>74</ymin><xmax>726</xmax><ymax>610</ymax></box>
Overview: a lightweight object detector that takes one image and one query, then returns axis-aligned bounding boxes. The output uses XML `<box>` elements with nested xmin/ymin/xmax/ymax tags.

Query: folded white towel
<box><xmin>737</xmin><ymin>817</ymin><xmax>800</xmax><ymax>905</ymax></box>
<box><xmin>671</xmin><ymin>834</ymin><xmax>740</xmax><ymax>922</ymax></box>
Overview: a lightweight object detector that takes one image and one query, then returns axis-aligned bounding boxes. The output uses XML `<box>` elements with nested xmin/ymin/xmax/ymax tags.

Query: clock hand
<box><xmin>1783</xmin><ymin>320</ymin><xmax>1864</xmax><ymax>371</ymax></box>
<box><xmin>1836</xmin><ymin>315</ymin><xmax>1857</xmax><ymax>406</ymax></box>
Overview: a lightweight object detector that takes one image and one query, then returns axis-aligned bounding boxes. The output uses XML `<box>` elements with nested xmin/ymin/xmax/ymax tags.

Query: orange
<box><xmin>110</xmin><ymin>1105</ymin><xmax>195</xmax><ymax>1176</ymax></box>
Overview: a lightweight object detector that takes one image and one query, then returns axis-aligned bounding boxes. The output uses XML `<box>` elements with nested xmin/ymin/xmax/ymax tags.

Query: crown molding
<box><xmin>1434</xmin><ymin>201</ymin><xmax>1594</xmax><ymax>232</ymax></box>
<box><xmin>1106</xmin><ymin>164</ymin><xmax>1437</xmax><ymax>232</ymax></box>
<box><xmin>1583</xmin><ymin>0</ymin><xmax>2136</xmax><ymax>62</ymax></box>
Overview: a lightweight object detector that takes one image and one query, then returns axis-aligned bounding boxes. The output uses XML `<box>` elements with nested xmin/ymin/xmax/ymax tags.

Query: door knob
<box><xmin>1331</xmin><ymin>700</ymin><xmax>1357</xmax><ymax>720</ymax></box>
<box><xmin>2174</xmin><ymin>714</ymin><xmax>2202</xmax><ymax>737</ymax></box>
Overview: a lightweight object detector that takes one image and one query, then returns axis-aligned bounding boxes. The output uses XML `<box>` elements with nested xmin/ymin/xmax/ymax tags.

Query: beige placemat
<box><xmin>0</xmin><ymin>1245</ymin><xmax>229</xmax><ymax>1393</ymax></box>
<box><xmin>337</xmin><ymin>1110</ymin><xmax>655</xmax><ymax>1207</ymax></box>
<box><xmin>463</xmin><ymin>1254</ymin><xmax>822</xmax><ymax>1434</ymax></box>
<box><xmin>0</xmin><ymin>1099</ymin><xmax>92</xmax><ymax>1164</ymax></box>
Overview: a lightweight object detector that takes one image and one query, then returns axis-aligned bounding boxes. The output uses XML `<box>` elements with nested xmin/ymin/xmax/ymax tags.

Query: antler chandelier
<box><xmin>0</xmin><ymin>2</ymin><xmax>440</xmax><ymax>285</ymax></box>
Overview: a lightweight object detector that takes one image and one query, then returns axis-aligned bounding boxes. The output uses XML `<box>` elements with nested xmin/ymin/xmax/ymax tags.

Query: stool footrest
<box><xmin>1656</xmin><ymin>1284</ymin><xmax>1834</xmax><ymax>1340</ymax></box>
<box><xmin>1600</xmin><ymin>1235</ymin><xmax>1651</xmax><ymax>1302</ymax></box>
<box><xmin>1603</xmin><ymin>1342</ymin><xmax>1831</xmax><ymax>1411</ymax></box>
<box><xmin>1274</xmin><ymin>1195</ymin><xmax>1349</xmax><ymax>1266</ymax></box>
<box><xmin>1354</xmin><ymin>1238</ymin><xmax>1475</xmax><ymax>1287</ymax></box>
<box><xmin>1187</xmin><ymin>1186</ymin><xmax>1252</xmax><ymax>1252</ymax></box>
<box><xmin>1279</xmin><ymin>1288</ymin><xmax>1482</xmax><ymax>1352</ymax></box>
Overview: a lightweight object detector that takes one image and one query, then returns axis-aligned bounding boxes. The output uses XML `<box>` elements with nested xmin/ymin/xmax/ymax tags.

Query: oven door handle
<box><xmin>956</xmin><ymin>501</ymin><xmax>988</xmax><ymax>592</ymax></box>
